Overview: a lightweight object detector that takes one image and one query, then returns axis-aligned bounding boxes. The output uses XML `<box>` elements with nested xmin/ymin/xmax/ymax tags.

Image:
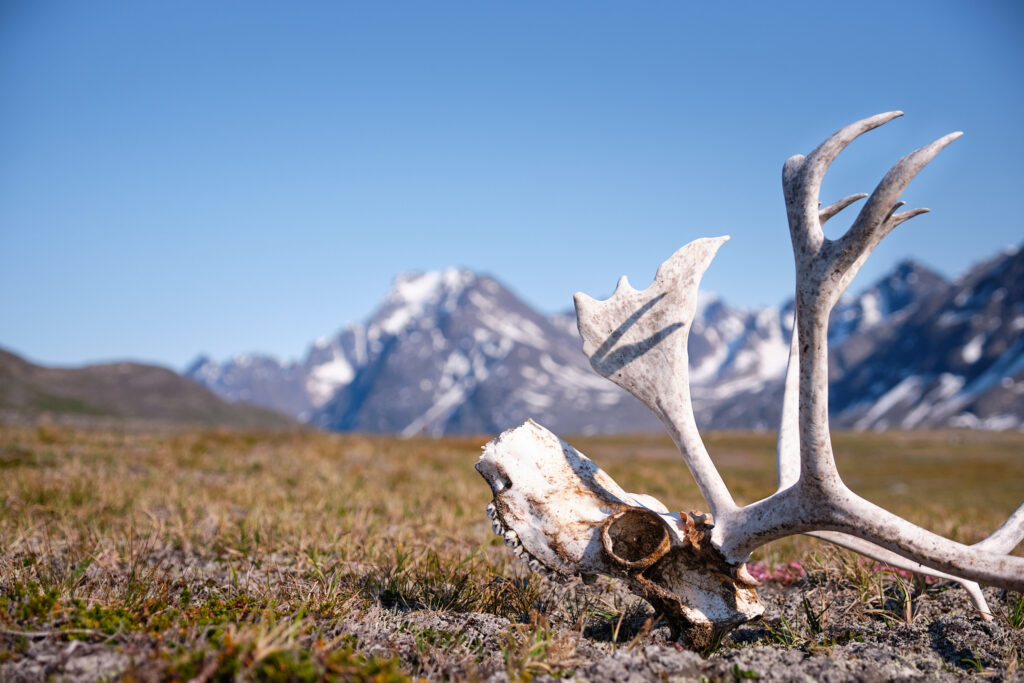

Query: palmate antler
<box><xmin>477</xmin><ymin>113</ymin><xmax>1024</xmax><ymax>645</ymax></box>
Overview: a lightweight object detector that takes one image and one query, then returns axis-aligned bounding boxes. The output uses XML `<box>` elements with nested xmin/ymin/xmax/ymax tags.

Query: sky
<box><xmin>1</xmin><ymin>1</ymin><xmax>1022</xmax><ymax>370</ymax></box>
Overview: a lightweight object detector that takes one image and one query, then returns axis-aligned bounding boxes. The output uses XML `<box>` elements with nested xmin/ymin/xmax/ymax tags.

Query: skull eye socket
<box><xmin>601</xmin><ymin>508</ymin><xmax>671</xmax><ymax>569</ymax></box>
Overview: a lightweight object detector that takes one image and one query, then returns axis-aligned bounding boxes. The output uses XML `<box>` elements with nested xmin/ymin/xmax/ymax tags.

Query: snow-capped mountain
<box><xmin>187</xmin><ymin>268</ymin><xmax>656</xmax><ymax>435</ymax></box>
<box><xmin>186</xmin><ymin>353</ymin><xmax>313</xmax><ymax>419</ymax></box>
<box><xmin>184</xmin><ymin>325</ymin><xmax>369</xmax><ymax>422</ymax></box>
<box><xmin>683</xmin><ymin>296</ymin><xmax>790</xmax><ymax>430</ymax></box>
<box><xmin>313</xmin><ymin>269</ymin><xmax>661</xmax><ymax>435</ymax></box>
<box><xmin>830</xmin><ymin>246</ymin><xmax>1024</xmax><ymax>430</ymax></box>
<box><xmin>829</xmin><ymin>260</ymin><xmax>951</xmax><ymax>345</ymax></box>
<box><xmin>185</xmin><ymin>245</ymin><xmax>1024</xmax><ymax>434</ymax></box>
<box><xmin>824</xmin><ymin>261</ymin><xmax>952</xmax><ymax>384</ymax></box>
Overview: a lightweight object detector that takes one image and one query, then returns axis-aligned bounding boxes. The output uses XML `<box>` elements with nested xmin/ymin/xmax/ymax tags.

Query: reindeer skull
<box><xmin>477</xmin><ymin>419</ymin><xmax>762</xmax><ymax>646</ymax></box>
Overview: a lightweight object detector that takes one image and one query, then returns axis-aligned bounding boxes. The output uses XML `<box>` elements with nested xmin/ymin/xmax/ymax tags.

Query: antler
<box><xmin>717</xmin><ymin>113</ymin><xmax>1024</xmax><ymax>590</ymax></box>
<box><xmin>778</xmin><ymin>321</ymin><xmax>999</xmax><ymax>619</ymax></box>
<box><xmin>574</xmin><ymin>237</ymin><xmax>737</xmax><ymax>519</ymax></box>
<box><xmin>781</xmin><ymin>111</ymin><xmax>960</xmax><ymax>481</ymax></box>
<box><xmin>575</xmin><ymin>112</ymin><xmax>1024</xmax><ymax>592</ymax></box>
<box><xmin>477</xmin><ymin>113</ymin><xmax>1024</xmax><ymax>643</ymax></box>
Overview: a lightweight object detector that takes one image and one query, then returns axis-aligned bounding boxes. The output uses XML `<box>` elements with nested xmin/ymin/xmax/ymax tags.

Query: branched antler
<box><xmin>477</xmin><ymin>113</ymin><xmax>1024</xmax><ymax>644</ymax></box>
<box><xmin>574</xmin><ymin>237</ymin><xmax>736</xmax><ymax>519</ymax></box>
<box><xmin>715</xmin><ymin>113</ymin><xmax>1024</xmax><ymax>591</ymax></box>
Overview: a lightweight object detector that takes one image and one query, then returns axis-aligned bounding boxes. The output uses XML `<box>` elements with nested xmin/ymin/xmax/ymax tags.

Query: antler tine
<box><xmin>804</xmin><ymin>111</ymin><xmax>904</xmax><ymax>189</ymax></box>
<box><xmin>973</xmin><ymin>502</ymin><xmax>1024</xmax><ymax>554</ymax></box>
<box><xmin>819</xmin><ymin>193</ymin><xmax>868</xmax><ymax>225</ymax></box>
<box><xmin>884</xmin><ymin>200</ymin><xmax>907</xmax><ymax>222</ymax></box>
<box><xmin>775</xmin><ymin>317</ymin><xmax>800</xmax><ymax>491</ymax></box>
<box><xmin>783</xmin><ymin>111</ymin><xmax>903</xmax><ymax>246</ymax></box>
<box><xmin>890</xmin><ymin>207</ymin><xmax>931</xmax><ymax>228</ymax></box>
<box><xmin>833</xmin><ymin>131</ymin><xmax>962</xmax><ymax>280</ymax></box>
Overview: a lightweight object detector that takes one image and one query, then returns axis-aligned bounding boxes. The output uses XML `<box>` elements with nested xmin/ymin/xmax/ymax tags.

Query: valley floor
<box><xmin>0</xmin><ymin>425</ymin><xmax>1021</xmax><ymax>680</ymax></box>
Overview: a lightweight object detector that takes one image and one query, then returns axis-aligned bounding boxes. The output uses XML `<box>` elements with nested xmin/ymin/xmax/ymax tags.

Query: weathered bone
<box><xmin>476</xmin><ymin>112</ymin><xmax>1024</xmax><ymax>643</ymax></box>
<box><xmin>574</xmin><ymin>237</ymin><xmax>735</xmax><ymax>519</ymax></box>
<box><xmin>477</xmin><ymin>420</ymin><xmax>762</xmax><ymax>646</ymax></box>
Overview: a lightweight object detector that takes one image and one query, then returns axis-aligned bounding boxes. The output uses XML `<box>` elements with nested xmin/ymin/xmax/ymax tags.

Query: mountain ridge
<box><xmin>186</xmin><ymin>245</ymin><xmax>1024</xmax><ymax>434</ymax></box>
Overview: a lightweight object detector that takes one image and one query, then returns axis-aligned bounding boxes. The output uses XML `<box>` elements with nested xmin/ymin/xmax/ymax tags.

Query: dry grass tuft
<box><xmin>0</xmin><ymin>425</ymin><xmax>1021</xmax><ymax>679</ymax></box>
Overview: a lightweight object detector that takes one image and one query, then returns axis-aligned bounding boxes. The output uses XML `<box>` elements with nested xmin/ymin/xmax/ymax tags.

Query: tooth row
<box><xmin>486</xmin><ymin>503</ymin><xmax>506</xmax><ymax>535</ymax></box>
<box><xmin>484</xmin><ymin>501</ymin><xmax>554</xmax><ymax>579</ymax></box>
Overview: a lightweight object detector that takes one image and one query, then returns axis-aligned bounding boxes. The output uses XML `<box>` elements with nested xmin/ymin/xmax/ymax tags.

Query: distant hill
<box><xmin>0</xmin><ymin>349</ymin><xmax>295</xmax><ymax>429</ymax></box>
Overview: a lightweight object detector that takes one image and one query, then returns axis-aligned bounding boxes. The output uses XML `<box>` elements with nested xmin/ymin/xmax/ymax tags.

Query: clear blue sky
<box><xmin>2</xmin><ymin>1</ymin><xmax>1022</xmax><ymax>369</ymax></box>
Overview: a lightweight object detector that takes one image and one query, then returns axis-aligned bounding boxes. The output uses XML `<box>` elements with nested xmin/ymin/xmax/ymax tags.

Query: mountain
<box><xmin>0</xmin><ymin>348</ymin><xmax>294</xmax><ymax>429</ymax></box>
<box><xmin>186</xmin><ymin>353</ymin><xmax>313</xmax><ymax>419</ymax></box>
<box><xmin>186</xmin><ymin>246</ymin><xmax>1024</xmax><ymax>434</ymax></box>
<box><xmin>185</xmin><ymin>326</ymin><xmax>370</xmax><ymax>422</ymax></box>
<box><xmin>830</xmin><ymin>246</ymin><xmax>1024</xmax><ymax>430</ymax></box>
<box><xmin>191</xmin><ymin>269</ymin><xmax>660</xmax><ymax>435</ymax></box>
<box><xmin>187</xmin><ymin>268</ymin><xmax>801</xmax><ymax>434</ymax></box>
<box><xmin>696</xmin><ymin>260</ymin><xmax>951</xmax><ymax>430</ymax></box>
<box><xmin>685</xmin><ymin>296</ymin><xmax>789</xmax><ymax>430</ymax></box>
<box><xmin>829</xmin><ymin>260</ymin><xmax>952</xmax><ymax>345</ymax></box>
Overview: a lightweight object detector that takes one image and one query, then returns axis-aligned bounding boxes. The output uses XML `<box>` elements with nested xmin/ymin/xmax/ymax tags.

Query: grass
<box><xmin>0</xmin><ymin>424</ymin><xmax>1021</xmax><ymax>679</ymax></box>
<box><xmin>30</xmin><ymin>394</ymin><xmax>107</xmax><ymax>416</ymax></box>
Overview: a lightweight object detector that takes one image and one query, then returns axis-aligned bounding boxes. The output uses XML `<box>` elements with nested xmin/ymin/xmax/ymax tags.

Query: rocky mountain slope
<box><xmin>186</xmin><ymin>245</ymin><xmax>1024</xmax><ymax>434</ymax></box>
<box><xmin>830</xmin><ymin>246</ymin><xmax>1024</xmax><ymax>430</ymax></box>
<box><xmin>0</xmin><ymin>349</ymin><xmax>294</xmax><ymax>429</ymax></box>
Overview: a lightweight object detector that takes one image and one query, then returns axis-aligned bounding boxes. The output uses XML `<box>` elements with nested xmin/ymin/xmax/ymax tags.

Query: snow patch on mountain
<box><xmin>306</xmin><ymin>356</ymin><xmax>355</xmax><ymax>406</ymax></box>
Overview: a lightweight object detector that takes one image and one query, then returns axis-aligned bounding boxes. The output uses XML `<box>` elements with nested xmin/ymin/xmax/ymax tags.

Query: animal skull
<box><xmin>477</xmin><ymin>419</ymin><xmax>762</xmax><ymax>646</ymax></box>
